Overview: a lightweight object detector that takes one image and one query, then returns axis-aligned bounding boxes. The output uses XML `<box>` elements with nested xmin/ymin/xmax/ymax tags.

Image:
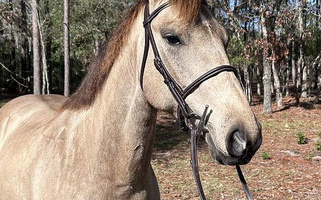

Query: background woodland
<box><xmin>0</xmin><ymin>0</ymin><xmax>320</xmax><ymax>113</ymax></box>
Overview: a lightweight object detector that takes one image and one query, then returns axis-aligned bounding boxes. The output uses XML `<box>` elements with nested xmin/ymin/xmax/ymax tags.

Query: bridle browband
<box><xmin>140</xmin><ymin>2</ymin><xmax>253</xmax><ymax>200</ymax></box>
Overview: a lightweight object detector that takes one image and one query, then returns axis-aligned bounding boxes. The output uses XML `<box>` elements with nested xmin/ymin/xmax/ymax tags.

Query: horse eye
<box><xmin>164</xmin><ymin>34</ymin><xmax>181</xmax><ymax>46</ymax></box>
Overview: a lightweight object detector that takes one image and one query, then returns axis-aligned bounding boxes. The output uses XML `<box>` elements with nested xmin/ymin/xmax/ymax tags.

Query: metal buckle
<box><xmin>185</xmin><ymin>105</ymin><xmax>212</xmax><ymax>136</ymax></box>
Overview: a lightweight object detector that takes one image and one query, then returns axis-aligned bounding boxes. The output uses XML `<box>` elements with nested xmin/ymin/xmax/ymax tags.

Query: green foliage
<box><xmin>261</xmin><ymin>152</ymin><xmax>271</xmax><ymax>160</ymax></box>
<box><xmin>1</xmin><ymin>0</ymin><xmax>321</xmax><ymax>97</ymax></box>
<box><xmin>54</xmin><ymin>0</ymin><xmax>133</xmax><ymax>92</ymax></box>
<box><xmin>0</xmin><ymin>0</ymin><xmax>135</xmax><ymax>94</ymax></box>
<box><xmin>70</xmin><ymin>0</ymin><xmax>133</xmax><ymax>65</ymax></box>
<box><xmin>316</xmin><ymin>141</ymin><xmax>321</xmax><ymax>151</ymax></box>
<box><xmin>227</xmin><ymin>36</ymin><xmax>253</xmax><ymax>68</ymax></box>
<box><xmin>297</xmin><ymin>132</ymin><xmax>308</xmax><ymax>144</ymax></box>
<box><xmin>306</xmin><ymin>25</ymin><xmax>321</xmax><ymax>57</ymax></box>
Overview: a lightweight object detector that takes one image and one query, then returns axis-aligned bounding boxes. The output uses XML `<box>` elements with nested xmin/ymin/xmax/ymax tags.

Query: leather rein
<box><xmin>140</xmin><ymin>2</ymin><xmax>253</xmax><ymax>200</ymax></box>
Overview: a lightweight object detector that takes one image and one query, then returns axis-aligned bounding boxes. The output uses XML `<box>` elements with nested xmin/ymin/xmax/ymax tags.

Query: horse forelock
<box><xmin>62</xmin><ymin>0</ymin><xmax>206</xmax><ymax>110</ymax></box>
<box><xmin>170</xmin><ymin>0</ymin><xmax>205</xmax><ymax>23</ymax></box>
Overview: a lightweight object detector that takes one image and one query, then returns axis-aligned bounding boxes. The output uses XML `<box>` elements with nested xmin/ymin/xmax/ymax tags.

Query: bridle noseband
<box><xmin>140</xmin><ymin>2</ymin><xmax>253</xmax><ymax>200</ymax></box>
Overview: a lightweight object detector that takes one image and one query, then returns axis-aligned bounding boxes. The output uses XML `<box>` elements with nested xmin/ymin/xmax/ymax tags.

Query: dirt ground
<box><xmin>152</xmin><ymin>97</ymin><xmax>321</xmax><ymax>200</ymax></box>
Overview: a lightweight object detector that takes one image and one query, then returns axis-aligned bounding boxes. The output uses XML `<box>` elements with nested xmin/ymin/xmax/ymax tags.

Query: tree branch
<box><xmin>0</xmin><ymin>61</ymin><xmax>29</xmax><ymax>89</ymax></box>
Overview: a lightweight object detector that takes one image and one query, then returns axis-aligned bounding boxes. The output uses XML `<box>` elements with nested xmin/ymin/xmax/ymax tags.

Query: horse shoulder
<box><xmin>0</xmin><ymin>94</ymin><xmax>70</xmax><ymax>198</ymax></box>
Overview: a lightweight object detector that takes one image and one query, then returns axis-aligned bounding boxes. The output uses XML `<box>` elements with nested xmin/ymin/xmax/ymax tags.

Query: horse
<box><xmin>0</xmin><ymin>0</ymin><xmax>262</xmax><ymax>199</ymax></box>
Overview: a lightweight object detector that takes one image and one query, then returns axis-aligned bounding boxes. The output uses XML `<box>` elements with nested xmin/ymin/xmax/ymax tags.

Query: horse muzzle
<box><xmin>205</xmin><ymin>125</ymin><xmax>262</xmax><ymax>165</ymax></box>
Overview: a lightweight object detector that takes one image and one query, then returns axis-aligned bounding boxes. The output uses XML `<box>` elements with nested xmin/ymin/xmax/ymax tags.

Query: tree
<box><xmin>32</xmin><ymin>0</ymin><xmax>41</xmax><ymax>94</ymax></box>
<box><xmin>261</xmin><ymin>2</ymin><xmax>273</xmax><ymax>114</ymax></box>
<box><xmin>64</xmin><ymin>0</ymin><xmax>70</xmax><ymax>97</ymax></box>
<box><xmin>39</xmin><ymin>9</ymin><xmax>50</xmax><ymax>94</ymax></box>
<box><xmin>299</xmin><ymin>0</ymin><xmax>307</xmax><ymax>98</ymax></box>
<box><xmin>9</xmin><ymin>0</ymin><xmax>16</xmax><ymax>80</ymax></box>
<box><xmin>20</xmin><ymin>0</ymin><xmax>30</xmax><ymax>89</ymax></box>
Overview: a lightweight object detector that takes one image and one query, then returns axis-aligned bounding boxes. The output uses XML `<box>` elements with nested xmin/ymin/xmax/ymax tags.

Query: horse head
<box><xmin>140</xmin><ymin>0</ymin><xmax>262</xmax><ymax>165</ymax></box>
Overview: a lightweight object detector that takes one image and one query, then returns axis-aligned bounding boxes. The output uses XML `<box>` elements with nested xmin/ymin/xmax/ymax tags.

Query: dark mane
<box><xmin>62</xmin><ymin>0</ymin><xmax>204</xmax><ymax>110</ymax></box>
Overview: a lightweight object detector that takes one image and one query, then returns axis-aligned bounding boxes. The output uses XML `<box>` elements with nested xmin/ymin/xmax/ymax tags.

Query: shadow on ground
<box><xmin>154</xmin><ymin>112</ymin><xmax>189</xmax><ymax>151</ymax></box>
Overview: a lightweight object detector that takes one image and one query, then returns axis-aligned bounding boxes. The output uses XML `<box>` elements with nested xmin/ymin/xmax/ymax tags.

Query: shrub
<box><xmin>261</xmin><ymin>152</ymin><xmax>271</xmax><ymax>160</ymax></box>
<box><xmin>297</xmin><ymin>132</ymin><xmax>308</xmax><ymax>144</ymax></box>
<box><xmin>316</xmin><ymin>141</ymin><xmax>321</xmax><ymax>151</ymax></box>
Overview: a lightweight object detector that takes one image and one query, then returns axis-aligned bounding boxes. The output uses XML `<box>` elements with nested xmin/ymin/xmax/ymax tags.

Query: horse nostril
<box><xmin>227</xmin><ymin>130</ymin><xmax>247</xmax><ymax>158</ymax></box>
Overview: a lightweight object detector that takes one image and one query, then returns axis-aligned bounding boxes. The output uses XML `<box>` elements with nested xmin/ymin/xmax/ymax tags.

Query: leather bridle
<box><xmin>140</xmin><ymin>1</ymin><xmax>253</xmax><ymax>200</ymax></box>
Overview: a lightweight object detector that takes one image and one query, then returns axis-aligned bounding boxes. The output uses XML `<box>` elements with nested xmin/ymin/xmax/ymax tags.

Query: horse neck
<box><xmin>64</xmin><ymin>18</ymin><xmax>157</xmax><ymax>186</ymax></box>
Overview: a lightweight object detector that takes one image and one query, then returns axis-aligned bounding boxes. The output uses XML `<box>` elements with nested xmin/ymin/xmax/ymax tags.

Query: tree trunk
<box><xmin>317</xmin><ymin>0</ymin><xmax>321</xmax><ymax>30</ymax></box>
<box><xmin>291</xmin><ymin>40</ymin><xmax>296</xmax><ymax>86</ymax></box>
<box><xmin>285</xmin><ymin>41</ymin><xmax>291</xmax><ymax>97</ymax></box>
<box><xmin>272</xmin><ymin>58</ymin><xmax>283</xmax><ymax>107</ymax></box>
<box><xmin>64</xmin><ymin>0</ymin><xmax>70</xmax><ymax>97</ymax></box>
<box><xmin>32</xmin><ymin>0</ymin><xmax>41</xmax><ymax>94</ymax></box>
<box><xmin>296</xmin><ymin>58</ymin><xmax>302</xmax><ymax>88</ymax></box>
<box><xmin>256</xmin><ymin>66</ymin><xmax>261</xmax><ymax>96</ymax></box>
<box><xmin>244</xmin><ymin>65</ymin><xmax>252</xmax><ymax>103</ymax></box>
<box><xmin>314</xmin><ymin>0</ymin><xmax>321</xmax><ymax>102</ymax></box>
<box><xmin>9</xmin><ymin>0</ymin><xmax>16</xmax><ymax>72</ymax></box>
<box><xmin>285</xmin><ymin>61</ymin><xmax>290</xmax><ymax>96</ymax></box>
<box><xmin>45</xmin><ymin>0</ymin><xmax>53</xmax><ymax>92</ymax></box>
<box><xmin>295</xmin><ymin>60</ymin><xmax>301</xmax><ymax>105</ymax></box>
<box><xmin>314</xmin><ymin>54</ymin><xmax>321</xmax><ymax>103</ymax></box>
<box><xmin>281</xmin><ymin>67</ymin><xmax>285</xmax><ymax>94</ymax></box>
<box><xmin>300</xmin><ymin>48</ymin><xmax>307</xmax><ymax>98</ymax></box>
<box><xmin>9</xmin><ymin>0</ymin><xmax>18</xmax><ymax>92</ymax></box>
<box><xmin>299</xmin><ymin>0</ymin><xmax>307</xmax><ymax>98</ymax></box>
<box><xmin>316</xmin><ymin>68</ymin><xmax>321</xmax><ymax>103</ymax></box>
<box><xmin>316</xmin><ymin>66</ymin><xmax>321</xmax><ymax>103</ymax></box>
<box><xmin>20</xmin><ymin>0</ymin><xmax>29</xmax><ymax>90</ymax></box>
<box><xmin>261</xmin><ymin>8</ymin><xmax>272</xmax><ymax>114</ymax></box>
<box><xmin>38</xmin><ymin>18</ymin><xmax>50</xmax><ymax>94</ymax></box>
<box><xmin>263</xmin><ymin>58</ymin><xmax>272</xmax><ymax>114</ymax></box>
<box><xmin>10</xmin><ymin>27</ymin><xmax>16</xmax><ymax>74</ymax></box>
<box><xmin>291</xmin><ymin>40</ymin><xmax>300</xmax><ymax>105</ymax></box>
